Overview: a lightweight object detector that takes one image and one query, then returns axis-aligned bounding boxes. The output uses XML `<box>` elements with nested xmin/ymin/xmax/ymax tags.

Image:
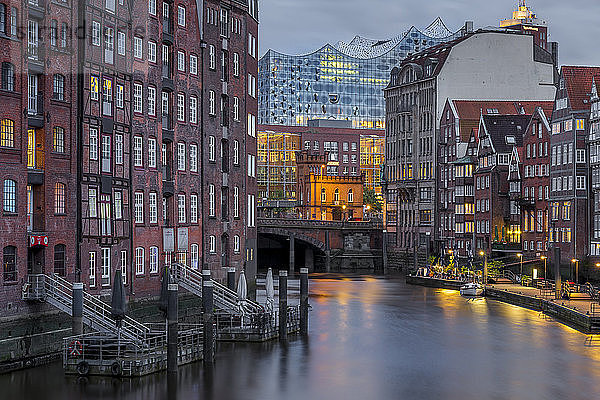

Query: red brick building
<box><xmin>437</xmin><ymin>100</ymin><xmax>552</xmax><ymax>260</ymax></box>
<box><xmin>520</xmin><ymin>106</ymin><xmax>552</xmax><ymax>258</ymax></box>
<box><xmin>1</xmin><ymin>1</ymin><xmax>78</xmax><ymax>314</ymax></box>
<box><xmin>549</xmin><ymin>66</ymin><xmax>600</xmax><ymax>263</ymax></box>
<box><xmin>0</xmin><ymin>0</ymin><xmax>259</xmax><ymax>313</ymax></box>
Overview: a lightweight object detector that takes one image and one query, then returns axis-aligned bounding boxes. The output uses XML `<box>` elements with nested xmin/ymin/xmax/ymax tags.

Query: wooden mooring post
<box><xmin>203</xmin><ymin>273</ymin><xmax>215</xmax><ymax>363</ymax></box>
<box><xmin>167</xmin><ymin>283</ymin><xmax>178</xmax><ymax>374</ymax></box>
<box><xmin>279</xmin><ymin>270</ymin><xmax>288</xmax><ymax>341</ymax></box>
<box><xmin>300</xmin><ymin>268</ymin><xmax>309</xmax><ymax>336</ymax></box>
<box><xmin>72</xmin><ymin>282</ymin><xmax>83</xmax><ymax>336</ymax></box>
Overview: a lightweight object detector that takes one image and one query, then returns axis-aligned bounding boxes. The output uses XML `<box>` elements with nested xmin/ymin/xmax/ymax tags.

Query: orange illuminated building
<box><xmin>296</xmin><ymin>151</ymin><xmax>364</xmax><ymax>221</ymax></box>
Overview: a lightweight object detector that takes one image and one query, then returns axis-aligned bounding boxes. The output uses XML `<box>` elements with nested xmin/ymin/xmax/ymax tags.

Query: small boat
<box><xmin>460</xmin><ymin>282</ymin><xmax>485</xmax><ymax>297</ymax></box>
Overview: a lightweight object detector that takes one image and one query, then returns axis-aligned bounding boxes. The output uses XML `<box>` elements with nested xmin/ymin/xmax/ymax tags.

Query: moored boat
<box><xmin>460</xmin><ymin>282</ymin><xmax>485</xmax><ymax>297</ymax></box>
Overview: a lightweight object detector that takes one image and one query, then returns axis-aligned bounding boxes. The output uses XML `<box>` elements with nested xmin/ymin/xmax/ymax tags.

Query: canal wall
<box><xmin>406</xmin><ymin>276</ymin><xmax>600</xmax><ymax>334</ymax></box>
<box><xmin>405</xmin><ymin>275</ymin><xmax>464</xmax><ymax>290</ymax></box>
<box><xmin>0</xmin><ymin>294</ymin><xmax>204</xmax><ymax>374</ymax></box>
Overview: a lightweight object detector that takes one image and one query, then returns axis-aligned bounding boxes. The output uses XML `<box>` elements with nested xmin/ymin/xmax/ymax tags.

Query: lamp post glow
<box><xmin>480</xmin><ymin>250</ymin><xmax>487</xmax><ymax>285</ymax></box>
<box><xmin>571</xmin><ymin>258</ymin><xmax>579</xmax><ymax>284</ymax></box>
<box><xmin>517</xmin><ymin>253</ymin><xmax>523</xmax><ymax>279</ymax></box>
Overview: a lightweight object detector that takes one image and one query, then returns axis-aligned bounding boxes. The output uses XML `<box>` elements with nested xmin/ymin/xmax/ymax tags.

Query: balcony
<box><xmin>27</xmin><ymin>213</ymin><xmax>45</xmax><ymax>233</ymax></box>
<box><xmin>162</xmin><ymin>19</ymin><xmax>174</xmax><ymax>44</ymax></box>
<box><xmin>162</xmin><ymin>165</ymin><xmax>174</xmax><ymax>196</ymax></box>
<box><xmin>28</xmin><ymin>95</ymin><xmax>44</xmax><ymax>128</ymax></box>
<box><xmin>518</xmin><ymin>197</ymin><xmax>536</xmax><ymax>209</ymax></box>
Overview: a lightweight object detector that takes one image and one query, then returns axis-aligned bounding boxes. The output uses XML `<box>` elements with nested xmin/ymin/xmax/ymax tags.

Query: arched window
<box><xmin>135</xmin><ymin>247</ymin><xmax>145</xmax><ymax>275</ymax></box>
<box><xmin>1</xmin><ymin>62</ymin><xmax>14</xmax><ymax>91</ymax></box>
<box><xmin>54</xmin><ymin>182</ymin><xmax>66</xmax><ymax>214</ymax></box>
<box><xmin>3</xmin><ymin>245</ymin><xmax>17</xmax><ymax>282</ymax></box>
<box><xmin>54</xmin><ymin>244</ymin><xmax>66</xmax><ymax>276</ymax></box>
<box><xmin>1</xmin><ymin>118</ymin><xmax>14</xmax><ymax>147</ymax></box>
<box><xmin>348</xmin><ymin>189</ymin><xmax>354</xmax><ymax>203</ymax></box>
<box><xmin>334</xmin><ymin>188</ymin><xmax>340</xmax><ymax>202</ymax></box>
<box><xmin>320</xmin><ymin>188</ymin><xmax>326</xmax><ymax>202</ymax></box>
<box><xmin>53</xmin><ymin>74</ymin><xmax>65</xmax><ymax>100</ymax></box>
<box><xmin>3</xmin><ymin>179</ymin><xmax>16</xmax><ymax>213</ymax></box>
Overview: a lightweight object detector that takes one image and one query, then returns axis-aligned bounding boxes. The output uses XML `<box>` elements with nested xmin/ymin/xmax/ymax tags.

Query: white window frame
<box><xmin>190</xmin><ymin>96</ymin><xmax>198</xmax><ymax>124</ymax></box>
<box><xmin>101</xmin><ymin>248</ymin><xmax>110</xmax><ymax>286</ymax></box>
<box><xmin>148</xmin><ymin>138</ymin><xmax>157</xmax><ymax>168</ymax></box>
<box><xmin>177</xmin><ymin>93</ymin><xmax>185</xmax><ymax>121</ymax></box>
<box><xmin>135</xmin><ymin>247</ymin><xmax>145</xmax><ymax>275</ymax></box>
<box><xmin>149</xmin><ymin>247</ymin><xmax>159</xmax><ymax>274</ymax></box>
<box><xmin>178</xmin><ymin>194</ymin><xmax>186</xmax><ymax>223</ymax></box>
<box><xmin>190</xmin><ymin>54</ymin><xmax>198</xmax><ymax>75</ymax></box>
<box><xmin>209</xmin><ymin>235</ymin><xmax>216</xmax><ymax>253</ymax></box>
<box><xmin>134</xmin><ymin>136</ymin><xmax>143</xmax><ymax>167</ymax></box>
<box><xmin>115</xmin><ymin>134</ymin><xmax>123</xmax><ymax>164</ymax></box>
<box><xmin>149</xmin><ymin>192</ymin><xmax>158</xmax><ymax>224</ymax></box>
<box><xmin>190</xmin><ymin>144</ymin><xmax>198</xmax><ymax>172</ymax></box>
<box><xmin>190</xmin><ymin>194</ymin><xmax>198</xmax><ymax>223</ymax></box>
<box><xmin>135</xmin><ymin>192</ymin><xmax>144</xmax><ymax>223</ymax></box>
<box><xmin>89</xmin><ymin>252</ymin><xmax>96</xmax><ymax>287</ymax></box>
<box><xmin>148</xmin><ymin>41</ymin><xmax>157</xmax><ymax>63</ymax></box>
<box><xmin>133</xmin><ymin>83</ymin><xmax>143</xmax><ymax>113</ymax></box>
<box><xmin>134</xmin><ymin>36</ymin><xmax>143</xmax><ymax>59</ymax></box>
<box><xmin>117</xmin><ymin>31</ymin><xmax>125</xmax><ymax>55</ymax></box>
<box><xmin>116</xmin><ymin>84</ymin><xmax>123</xmax><ymax>109</ymax></box>
<box><xmin>148</xmin><ymin>86</ymin><xmax>156</xmax><ymax>116</ymax></box>
<box><xmin>177</xmin><ymin>142</ymin><xmax>186</xmax><ymax>171</ymax></box>
<box><xmin>177</xmin><ymin>50</ymin><xmax>185</xmax><ymax>72</ymax></box>
<box><xmin>209</xmin><ymin>184</ymin><xmax>215</xmax><ymax>217</ymax></box>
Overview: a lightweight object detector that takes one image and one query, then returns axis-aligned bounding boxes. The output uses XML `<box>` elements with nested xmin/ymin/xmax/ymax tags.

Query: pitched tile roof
<box><xmin>453</xmin><ymin>100</ymin><xmax>554</xmax><ymax>120</ymax></box>
<box><xmin>562</xmin><ymin>66</ymin><xmax>600</xmax><ymax>111</ymax></box>
<box><xmin>481</xmin><ymin>114</ymin><xmax>531</xmax><ymax>154</ymax></box>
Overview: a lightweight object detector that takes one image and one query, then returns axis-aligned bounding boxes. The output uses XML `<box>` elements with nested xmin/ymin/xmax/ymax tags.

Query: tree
<box><xmin>363</xmin><ymin>186</ymin><xmax>382</xmax><ymax>211</ymax></box>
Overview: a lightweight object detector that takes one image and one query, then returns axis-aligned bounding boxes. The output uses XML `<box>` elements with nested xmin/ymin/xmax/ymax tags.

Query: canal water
<box><xmin>4</xmin><ymin>274</ymin><xmax>600</xmax><ymax>400</ymax></box>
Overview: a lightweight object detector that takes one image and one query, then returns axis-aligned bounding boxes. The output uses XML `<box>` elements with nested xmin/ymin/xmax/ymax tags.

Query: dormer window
<box><xmin>505</xmin><ymin>135</ymin><xmax>516</xmax><ymax>145</ymax></box>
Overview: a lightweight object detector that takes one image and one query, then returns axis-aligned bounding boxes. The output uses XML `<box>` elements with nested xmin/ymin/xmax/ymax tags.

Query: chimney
<box><xmin>550</xmin><ymin>41</ymin><xmax>559</xmax><ymax>66</ymax></box>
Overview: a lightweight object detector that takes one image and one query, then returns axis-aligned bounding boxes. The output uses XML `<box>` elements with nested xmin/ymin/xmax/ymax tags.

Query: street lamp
<box><xmin>541</xmin><ymin>255</ymin><xmax>547</xmax><ymax>280</ymax></box>
<box><xmin>571</xmin><ymin>258</ymin><xmax>579</xmax><ymax>284</ymax></box>
<box><xmin>480</xmin><ymin>250</ymin><xmax>487</xmax><ymax>285</ymax></box>
<box><xmin>517</xmin><ymin>253</ymin><xmax>523</xmax><ymax>280</ymax></box>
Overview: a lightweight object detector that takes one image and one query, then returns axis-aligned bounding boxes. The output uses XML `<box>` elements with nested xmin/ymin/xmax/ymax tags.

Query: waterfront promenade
<box><xmin>407</xmin><ymin>275</ymin><xmax>600</xmax><ymax>333</ymax></box>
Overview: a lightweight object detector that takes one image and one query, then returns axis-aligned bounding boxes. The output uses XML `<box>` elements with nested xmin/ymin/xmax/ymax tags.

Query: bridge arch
<box><xmin>257</xmin><ymin>226</ymin><xmax>326</xmax><ymax>253</ymax></box>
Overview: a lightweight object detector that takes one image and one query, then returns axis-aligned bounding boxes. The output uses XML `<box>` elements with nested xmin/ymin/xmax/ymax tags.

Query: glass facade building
<box><xmin>258</xmin><ymin>18</ymin><xmax>465</xmax><ymax>129</ymax></box>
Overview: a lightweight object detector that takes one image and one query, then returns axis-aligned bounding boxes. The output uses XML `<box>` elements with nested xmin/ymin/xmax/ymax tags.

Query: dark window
<box><xmin>54</xmin><ymin>244</ymin><xmax>66</xmax><ymax>277</ymax></box>
<box><xmin>0</xmin><ymin>4</ymin><xmax>6</xmax><ymax>35</ymax></box>
<box><xmin>1</xmin><ymin>62</ymin><xmax>14</xmax><ymax>91</ymax></box>
<box><xmin>3</xmin><ymin>179</ymin><xmax>16</xmax><ymax>213</ymax></box>
<box><xmin>3</xmin><ymin>245</ymin><xmax>16</xmax><ymax>282</ymax></box>
<box><xmin>50</xmin><ymin>19</ymin><xmax>57</xmax><ymax>46</ymax></box>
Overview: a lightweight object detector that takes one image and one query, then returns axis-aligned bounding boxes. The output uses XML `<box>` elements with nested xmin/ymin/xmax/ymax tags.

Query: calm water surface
<box><xmin>4</xmin><ymin>274</ymin><xmax>600</xmax><ymax>400</ymax></box>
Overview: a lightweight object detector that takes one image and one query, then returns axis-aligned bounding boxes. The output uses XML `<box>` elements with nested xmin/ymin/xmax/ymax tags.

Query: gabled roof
<box><xmin>480</xmin><ymin>114</ymin><xmax>531</xmax><ymax>154</ymax></box>
<box><xmin>561</xmin><ymin>66</ymin><xmax>600</xmax><ymax>111</ymax></box>
<box><xmin>452</xmin><ymin>100</ymin><xmax>553</xmax><ymax>120</ymax></box>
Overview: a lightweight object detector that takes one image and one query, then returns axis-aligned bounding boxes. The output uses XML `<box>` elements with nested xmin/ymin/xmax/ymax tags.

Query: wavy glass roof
<box><xmin>258</xmin><ymin>18</ymin><xmax>464</xmax><ymax>129</ymax></box>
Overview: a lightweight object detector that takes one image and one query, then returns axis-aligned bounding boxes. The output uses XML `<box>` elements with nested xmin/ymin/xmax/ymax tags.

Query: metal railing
<box><xmin>215</xmin><ymin>305</ymin><xmax>300</xmax><ymax>336</ymax></box>
<box><xmin>170</xmin><ymin>263</ymin><xmax>264</xmax><ymax>315</ymax></box>
<box><xmin>503</xmin><ymin>269</ymin><xmax>518</xmax><ymax>283</ymax></box>
<box><xmin>62</xmin><ymin>324</ymin><xmax>203</xmax><ymax>376</ymax></box>
<box><xmin>23</xmin><ymin>274</ymin><xmax>151</xmax><ymax>343</ymax></box>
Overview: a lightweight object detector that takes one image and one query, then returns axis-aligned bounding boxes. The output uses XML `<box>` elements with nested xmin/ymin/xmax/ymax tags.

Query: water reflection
<box><xmin>3</xmin><ymin>275</ymin><xmax>600</xmax><ymax>400</ymax></box>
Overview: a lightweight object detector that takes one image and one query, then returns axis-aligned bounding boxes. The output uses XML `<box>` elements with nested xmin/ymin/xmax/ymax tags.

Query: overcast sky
<box><xmin>258</xmin><ymin>0</ymin><xmax>600</xmax><ymax>67</ymax></box>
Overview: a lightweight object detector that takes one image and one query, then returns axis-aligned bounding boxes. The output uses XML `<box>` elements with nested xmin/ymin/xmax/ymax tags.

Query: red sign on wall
<box><xmin>29</xmin><ymin>235</ymin><xmax>48</xmax><ymax>247</ymax></box>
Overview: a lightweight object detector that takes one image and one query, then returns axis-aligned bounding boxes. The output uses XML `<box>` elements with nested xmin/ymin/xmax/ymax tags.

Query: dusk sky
<box><xmin>258</xmin><ymin>0</ymin><xmax>600</xmax><ymax>67</ymax></box>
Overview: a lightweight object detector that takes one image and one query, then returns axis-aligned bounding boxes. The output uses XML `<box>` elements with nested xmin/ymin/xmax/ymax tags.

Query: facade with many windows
<box><xmin>590</xmin><ymin>77</ymin><xmax>600</xmax><ymax>261</ymax></box>
<box><xmin>1</xmin><ymin>0</ymin><xmax>78</xmax><ymax>314</ymax></box>
<box><xmin>549</xmin><ymin>66</ymin><xmax>600</xmax><ymax>262</ymax></box>
<box><xmin>0</xmin><ymin>0</ymin><xmax>259</xmax><ymax>314</ymax></box>
<box><xmin>384</xmin><ymin>30</ymin><xmax>556</xmax><ymax>256</ymax></box>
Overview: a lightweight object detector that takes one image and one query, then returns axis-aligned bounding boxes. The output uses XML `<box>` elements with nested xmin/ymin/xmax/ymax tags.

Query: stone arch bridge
<box><xmin>257</xmin><ymin>218</ymin><xmax>384</xmax><ymax>273</ymax></box>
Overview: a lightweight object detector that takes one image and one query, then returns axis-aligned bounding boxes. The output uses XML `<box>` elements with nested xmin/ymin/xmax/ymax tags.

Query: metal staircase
<box><xmin>22</xmin><ymin>274</ymin><xmax>151</xmax><ymax>343</ymax></box>
<box><xmin>170</xmin><ymin>263</ymin><xmax>263</xmax><ymax>315</ymax></box>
